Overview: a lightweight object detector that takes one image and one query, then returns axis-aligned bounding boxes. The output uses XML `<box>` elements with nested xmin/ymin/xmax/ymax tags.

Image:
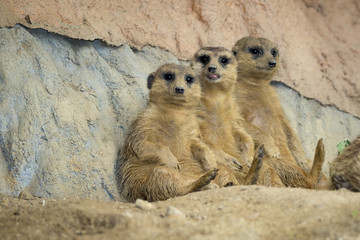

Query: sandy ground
<box><xmin>1</xmin><ymin>186</ymin><xmax>360</xmax><ymax>240</ymax></box>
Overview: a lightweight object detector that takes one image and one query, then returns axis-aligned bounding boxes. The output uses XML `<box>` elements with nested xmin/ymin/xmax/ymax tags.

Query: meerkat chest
<box><xmin>156</xmin><ymin>119</ymin><xmax>198</xmax><ymax>155</ymax></box>
<box><xmin>249</xmin><ymin>106</ymin><xmax>281</xmax><ymax>134</ymax></box>
<box><xmin>249</xmin><ymin>107</ymin><xmax>269</xmax><ymax>129</ymax></box>
<box><xmin>200</xmin><ymin>110</ymin><xmax>235</xmax><ymax>146</ymax></box>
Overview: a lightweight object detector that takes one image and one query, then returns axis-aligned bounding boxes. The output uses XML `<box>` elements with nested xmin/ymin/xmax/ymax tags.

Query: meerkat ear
<box><xmin>147</xmin><ymin>73</ymin><xmax>155</xmax><ymax>89</ymax></box>
<box><xmin>231</xmin><ymin>45</ymin><xmax>237</xmax><ymax>56</ymax></box>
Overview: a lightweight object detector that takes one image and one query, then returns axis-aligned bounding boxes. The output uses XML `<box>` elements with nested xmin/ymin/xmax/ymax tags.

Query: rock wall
<box><xmin>0</xmin><ymin>26</ymin><xmax>178</xmax><ymax>199</ymax></box>
<box><xmin>0</xmin><ymin>25</ymin><xmax>359</xmax><ymax>199</ymax></box>
<box><xmin>274</xmin><ymin>82</ymin><xmax>360</xmax><ymax>176</ymax></box>
<box><xmin>1</xmin><ymin>0</ymin><xmax>360</xmax><ymax>118</ymax></box>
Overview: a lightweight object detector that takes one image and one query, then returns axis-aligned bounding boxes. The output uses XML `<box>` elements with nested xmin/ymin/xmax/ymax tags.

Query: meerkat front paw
<box><xmin>162</xmin><ymin>158</ymin><xmax>181</xmax><ymax>171</ymax></box>
<box><xmin>215</xmin><ymin>151</ymin><xmax>244</xmax><ymax>172</ymax></box>
<box><xmin>171</xmin><ymin>162</ymin><xmax>181</xmax><ymax>171</ymax></box>
<box><xmin>222</xmin><ymin>156</ymin><xmax>243</xmax><ymax>172</ymax></box>
<box><xmin>265</xmin><ymin>147</ymin><xmax>281</xmax><ymax>158</ymax></box>
<box><xmin>262</xmin><ymin>141</ymin><xmax>281</xmax><ymax>158</ymax></box>
<box><xmin>202</xmin><ymin>162</ymin><xmax>217</xmax><ymax>172</ymax></box>
<box><xmin>201</xmin><ymin>154</ymin><xmax>218</xmax><ymax>172</ymax></box>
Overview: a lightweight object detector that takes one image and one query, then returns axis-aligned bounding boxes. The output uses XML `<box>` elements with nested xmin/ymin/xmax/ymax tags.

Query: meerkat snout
<box><xmin>175</xmin><ymin>86</ymin><xmax>185</xmax><ymax>94</ymax></box>
<box><xmin>269</xmin><ymin>60</ymin><xmax>276</xmax><ymax>68</ymax></box>
<box><xmin>208</xmin><ymin>66</ymin><xmax>217</xmax><ymax>73</ymax></box>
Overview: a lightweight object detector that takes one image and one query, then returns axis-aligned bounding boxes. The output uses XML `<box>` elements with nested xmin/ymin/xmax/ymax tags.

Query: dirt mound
<box><xmin>1</xmin><ymin>186</ymin><xmax>359</xmax><ymax>239</ymax></box>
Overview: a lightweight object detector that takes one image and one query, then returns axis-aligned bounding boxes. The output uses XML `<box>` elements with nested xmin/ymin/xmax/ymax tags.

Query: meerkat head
<box><xmin>147</xmin><ymin>64</ymin><xmax>201</xmax><ymax>107</ymax></box>
<box><xmin>191</xmin><ymin>47</ymin><xmax>237</xmax><ymax>92</ymax></box>
<box><xmin>232</xmin><ymin>36</ymin><xmax>279</xmax><ymax>80</ymax></box>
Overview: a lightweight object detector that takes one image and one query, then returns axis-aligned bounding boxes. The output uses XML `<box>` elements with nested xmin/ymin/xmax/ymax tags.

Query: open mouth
<box><xmin>207</xmin><ymin>74</ymin><xmax>220</xmax><ymax>81</ymax></box>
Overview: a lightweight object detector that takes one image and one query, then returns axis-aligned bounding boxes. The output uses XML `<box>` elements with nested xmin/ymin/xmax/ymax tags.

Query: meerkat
<box><xmin>232</xmin><ymin>36</ymin><xmax>326</xmax><ymax>188</ymax></box>
<box><xmin>191</xmin><ymin>47</ymin><xmax>277</xmax><ymax>186</ymax></box>
<box><xmin>117</xmin><ymin>64</ymin><xmax>218</xmax><ymax>202</ymax></box>
<box><xmin>331</xmin><ymin>136</ymin><xmax>360</xmax><ymax>192</ymax></box>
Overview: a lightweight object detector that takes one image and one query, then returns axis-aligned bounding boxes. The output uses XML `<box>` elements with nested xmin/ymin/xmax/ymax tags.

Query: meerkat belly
<box><xmin>250</xmin><ymin>108</ymin><xmax>294</xmax><ymax>160</ymax></box>
<box><xmin>202</xmin><ymin>115</ymin><xmax>236</xmax><ymax>149</ymax></box>
<box><xmin>169</xmin><ymin>127</ymin><xmax>200</xmax><ymax>158</ymax></box>
<box><xmin>249</xmin><ymin>108</ymin><xmax>278</xmax><ymax>134</ymax></box>
<box><xmin>250</xmin><ymin>108</ymin><xmax>288</xmax><ymax>142</ymax></box>
<box><xmin>165</xmin><ymin>135</ymin><xmax>191</xmax><ymax>157</ymax></box>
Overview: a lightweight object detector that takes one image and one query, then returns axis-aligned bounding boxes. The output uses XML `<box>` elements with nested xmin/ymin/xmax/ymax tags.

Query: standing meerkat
<box><xmin>117</xmin><ymin>64</ymin><xmax>218</xmax><ymax>202</ymax></box>
<box><xmin>232</xmin><ymin>36</ymin><xmax>325</xmax><ymax>188</ymax></box>
<box><xmin>331</xmin><ymin>136</ymin><xmax>360</xmax><ymax>192</ymax></box>
<box><xmin>191</xmin><ymin>47</ymin><xmax>274</xmax><ymax>186</ymax></box>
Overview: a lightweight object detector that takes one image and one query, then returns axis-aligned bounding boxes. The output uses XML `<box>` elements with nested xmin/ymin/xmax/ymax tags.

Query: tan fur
<box><xmin>190</xmin><ymin>47</ymin><xmax>267</xmax><ymax>186</ymax></box>
<box><xmin>117</xmin><ymin>64</ymin><xmax>218</xmax><ymax>202</ymax></box>
<box><xmin>331</xmin><ymin>136</ymin><xmax>360</xmax><ymax>192</ymax></box>
<box><xmin>232</xmin><ymin>36</ymin><xmax>325</xmax><ymax>188</ymax></box>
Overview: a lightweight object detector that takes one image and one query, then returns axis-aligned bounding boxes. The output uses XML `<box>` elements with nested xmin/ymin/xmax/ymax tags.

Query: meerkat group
<box><xmin>117</xmin><ymin>36</ymin><xmax>357</xmax><ymax>202</ymax></box>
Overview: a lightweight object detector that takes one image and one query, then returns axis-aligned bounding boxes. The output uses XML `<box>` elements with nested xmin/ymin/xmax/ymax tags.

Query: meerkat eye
<box><xmin>185</xmin><ymin>75</ymin><xmax>194</xmax><ymax>84</ymax></box>
<box><xmin>198</xmin><ymin>55</ymin><xmax>210</xmax><ymax>65</ymax></box>
<box><xmin>219</xmin><ymin>56</ymin><xmax>229</xmax><ymax>65</ymax></box>
<box><xmin>232</xmin><ymin>51</ymin><xmax>237</xmax><ymax>56</ymax></box>
<box><xmin>250</xmin><ymin>48</ymin><xmax>258</xmax><ymax>55</ymax></box>
<box><xmin>271</xmin><ymin>49</ymin><xmax>278</xmax><ymax>57</ymax></box>
<box><xmin>163</xmin><ymin>73</ymin><xmax>174</xmax><ymax>81</ymax></box>
<box><xmin>249</xmin><ymin>47</ymin><xmax>263</xmax><ymax>56</ymax></box>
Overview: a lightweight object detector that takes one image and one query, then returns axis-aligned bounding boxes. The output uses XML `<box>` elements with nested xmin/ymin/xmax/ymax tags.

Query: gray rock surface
<box><xmin>0</xmin><ymin>25</ymin><xmax>359</xmax><ymax>199</ymax></box>
<box><xmin>273</xmin><ymin>82</ymin><xmax>360</xmax><ymax>175</ymax></box>
<box><xmin>0</xmin><ymin>25</ymin><xmax>178</xmax><ymax>200</ymax></box>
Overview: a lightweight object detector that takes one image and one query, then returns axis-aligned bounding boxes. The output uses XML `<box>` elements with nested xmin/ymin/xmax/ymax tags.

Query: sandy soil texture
<box><xmin>1</xmin><ymin>186</ymin><xmax>359</xmax><ymax>240</ymax></box>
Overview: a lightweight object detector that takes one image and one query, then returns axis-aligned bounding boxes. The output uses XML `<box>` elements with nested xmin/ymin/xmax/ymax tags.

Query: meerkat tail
<box><xmin>310</xmin><ymin>138</ymin><xmax>325</xmax><ymax>179</ymax></box>
<box><xmin>244</xmin><ymin>145</ymin><xmax>264</xmax><ymax>185</ymax></box>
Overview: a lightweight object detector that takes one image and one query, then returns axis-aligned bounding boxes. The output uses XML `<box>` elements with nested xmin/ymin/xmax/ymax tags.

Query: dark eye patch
<box><xmin>271</xmin><ymin>48</ymin><xmax>278</xmax><ymax>58</ymax></box>
<box><xmin>249</xmin><ymin>47</ymin><xmax>264</xmax><ymax>58</ymax></box>
<box><xmin>163</xmin><ymin>72</ymin><xmax>175</xmax><ymax>81</ymax></box>
<box><xmin>185</xmin><ymin>74</ymin><xmax>195</xmax><ymax>86</ymax></box>
<box><xmin>198</xmin><ymin>55</ymin><xmax>210</xmax><ymax>65</ymax></box>
<box><xmin>219</xmin><ymin>56</ymin><xmax>230</xmax><ymax>66</ymax></box>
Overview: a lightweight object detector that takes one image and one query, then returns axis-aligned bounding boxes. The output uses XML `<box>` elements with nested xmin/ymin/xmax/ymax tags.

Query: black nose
<box><xmin>175</xmin><ymin>87</ymin><xmax>184</xmax><ymax>94</ymax></box>
<box><xmin>208</xmin><ymin>66</ymin><xmax>217</xmax><ymax>73</ymax></box>
<box><xmin>269</xmin><ymin>60</ymin><xmax>276</xmax><ymax>68</ymax></box>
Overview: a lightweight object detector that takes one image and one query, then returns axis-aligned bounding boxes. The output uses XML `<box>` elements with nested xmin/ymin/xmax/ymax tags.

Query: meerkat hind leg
<box><xmin>146</xmin><ymin>167</ymin><xmax>218</xmax><ymax>201</ymax></box>
<box><xmin>244</xmin><ymin>145</ymin><xmax>264</xmax><ymax>185</ymax></box>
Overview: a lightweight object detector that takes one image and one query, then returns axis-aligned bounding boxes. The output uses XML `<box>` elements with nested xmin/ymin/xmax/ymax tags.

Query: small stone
<box><xmin>135</xmin><ymin>199</ymin><xmax>155</xmax><ymax>211</ymax></box>
<box><xmin>338</xmin><ymin>188</ymin><xmax>351</xmax><ymax>193</ymax></box>
<box><xmin>18</xmin><ymin>190</ymin><xmax>34</xmax><ymax>200</ymax></box>
<box><xmin>162</xmin><ymin>206</ymin><xmax>186</xmax><ymax>218</ymax></box>
<box><xmin>121</xmin><ymin>211</ymin><xmax>133</xmax><ymax>218</ymax></box>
